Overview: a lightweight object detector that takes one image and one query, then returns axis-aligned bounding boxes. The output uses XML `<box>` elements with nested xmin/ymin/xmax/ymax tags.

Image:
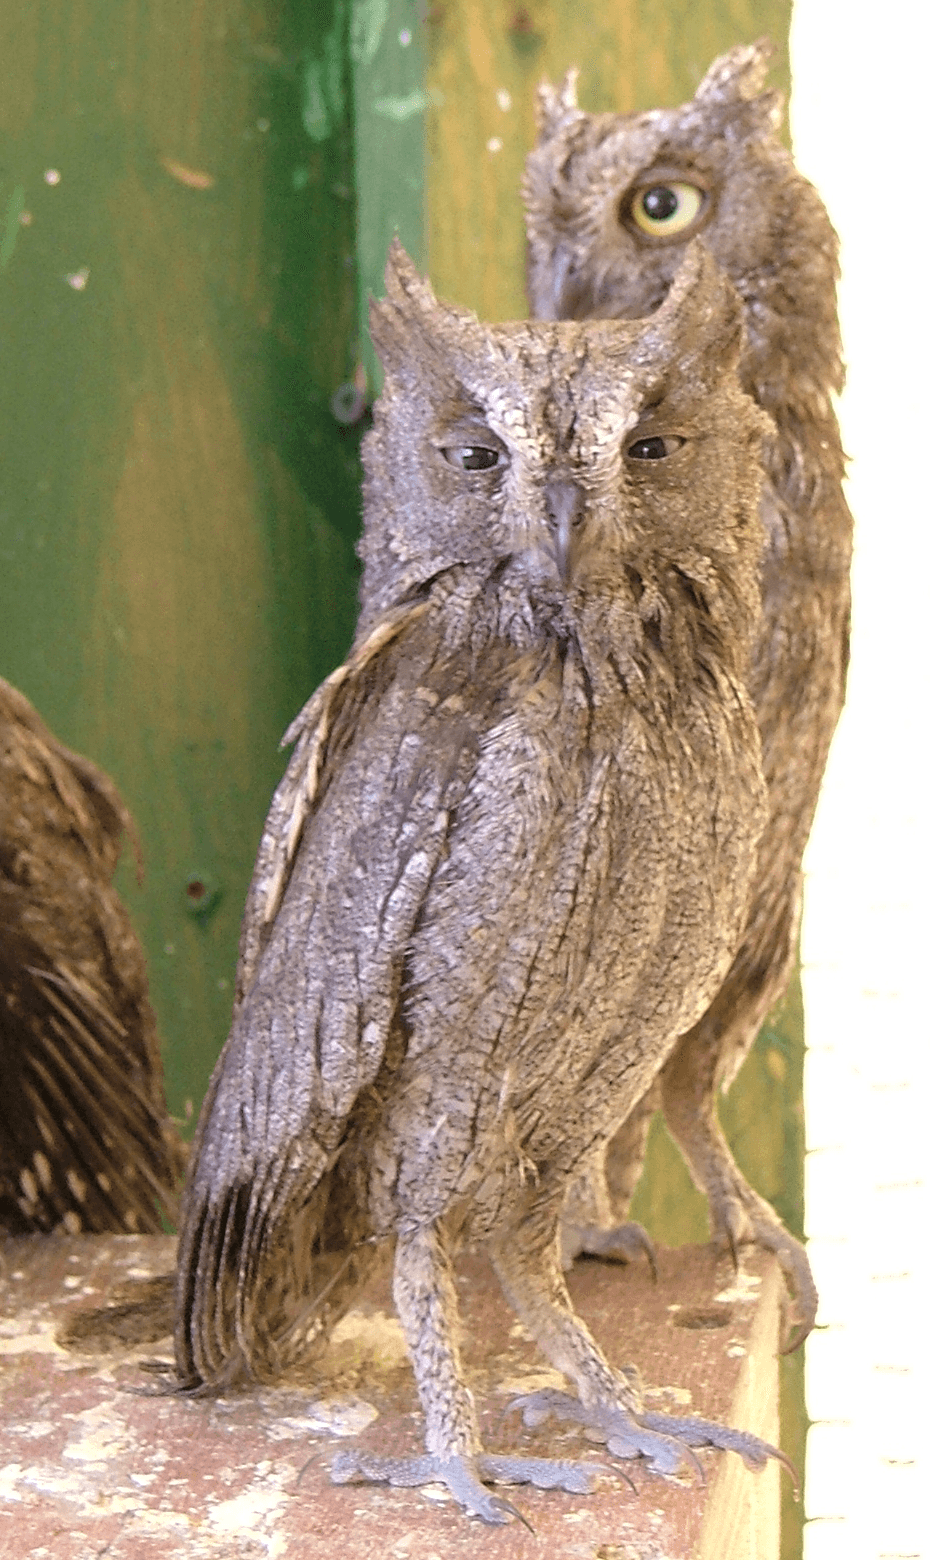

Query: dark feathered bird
<box><xmin>524</xmin><ymin>41</ymin><xmax>853</xmax><ymax>1341</ymax></box>
<box><xmin>173</xmin><ymin>244</ymin><xmax>790</xmax><ymax>1520</ymax></box>
<box><xmin>0</xmin><ymin>677</ymin><xmax>183</xmax><ymax>1233</ymax></box>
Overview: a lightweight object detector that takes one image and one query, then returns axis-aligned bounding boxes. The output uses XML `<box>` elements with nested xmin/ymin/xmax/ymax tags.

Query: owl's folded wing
<box><xmin>175</xmin><ymin>599</ymin><xmax>491</xmax><ymax>1385</ymax></box>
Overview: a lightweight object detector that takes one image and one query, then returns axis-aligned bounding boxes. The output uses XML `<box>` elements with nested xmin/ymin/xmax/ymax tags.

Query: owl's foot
<box><xmin>331</xmin><ymin>1449</ymin><xmax>522</xmax><ymax>1524</ymax></box>
<box><xmin>709</xmin><ymin>1182</ymin><xmax>817</xmax><ymax>1354</ymax></box>
<box><xmin>509</xmin><ymin>1387</ymin><xmax>796</xmax><ymax>1487</ymax></box>
<box><xmin>561</xmin><ymin>1218</ymin><xmax>658</xmax><ymax>1278</ymax></box>
<box><xmin>330</xmin><ymin>1447</ymin><xmax>602</xmax><ymax>1524</ymax></box>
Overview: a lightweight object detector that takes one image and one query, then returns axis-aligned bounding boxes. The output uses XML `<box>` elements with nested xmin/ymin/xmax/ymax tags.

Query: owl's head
<box><xmin>358</xmin><ymin>240</ymin><xmax>768</xmax><ymax>645</ymax></box>
<box><xmin>523</xmin><ymin>40</ymin><xmax>837</xmax><ymax>345</ymax></box>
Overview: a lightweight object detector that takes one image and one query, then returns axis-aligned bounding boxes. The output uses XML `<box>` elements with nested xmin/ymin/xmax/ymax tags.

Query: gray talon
<box><xmin>574</xmin><ymin>1220</ymin><xmax>659</xmax><ymax>1279</ymax></box>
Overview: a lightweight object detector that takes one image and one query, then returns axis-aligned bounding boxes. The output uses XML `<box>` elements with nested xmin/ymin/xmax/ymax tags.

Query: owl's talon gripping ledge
<box><xmin>508</xmin><ymin>1386</ymin><xmax>792</xmax><ymax>1486</ymax></box>
<box><xmin>570</xmin><ymin>1220</ymin><xmax>659</xmax><ymax>1279</ymax></box>
<box><xmin>332</xmin><ymin>1449</ymin><xmax>544</xmax><ymax>1525</ymax></box>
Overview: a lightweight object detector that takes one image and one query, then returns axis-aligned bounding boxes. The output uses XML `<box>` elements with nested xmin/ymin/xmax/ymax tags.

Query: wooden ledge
<box><xmin>0</xmin><ymin>1235</ymin><xmax>783</xmax><ymax>1558</ymax></box>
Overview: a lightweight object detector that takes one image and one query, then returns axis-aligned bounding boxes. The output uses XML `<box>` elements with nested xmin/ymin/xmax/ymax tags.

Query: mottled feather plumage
<box><xmin>0</xmin><ymin>677</ymin><xmax>184</xmax><ymax>1233</ymax></box>
<box><xmin>524</xmin><ymin>41</ymin><xmax>853</xmax><ymax>1338</ymax></box>
<box><xmin>175</xmin><ymin>243</ymin><xmax>785</xmax><ymax>1516</ymax></box>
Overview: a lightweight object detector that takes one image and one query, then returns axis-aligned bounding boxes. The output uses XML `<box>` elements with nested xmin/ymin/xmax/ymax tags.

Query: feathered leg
<box><xmin>331</xmin><ymin>1221</ymin><xmax>600</xmax><ymax>1522</ymax></box>
<box><xmin>492</xmin><ymin>1200</ymin><xmax>793</xmax><ymax>1482</ymax></box>
<box><xmin>559</xmin><ymin>1088</ymin><xmax>657</xmax><ymax>1272</ymax></box>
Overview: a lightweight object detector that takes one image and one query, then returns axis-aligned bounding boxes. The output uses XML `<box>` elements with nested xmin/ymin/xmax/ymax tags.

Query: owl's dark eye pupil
<box><xmin>642</xmin><ymin>186</ymin><xmax>678</xmax><ymax>221</ymax></box>
<box><xmin>461</xmin><ymin>446</ymin><xmax>498</xmax><ymax>470</ymax></box>
<box><xmin>628</xmin><ymin>435</ymin><xmax>670</xmax><ymax>460</ymax></box>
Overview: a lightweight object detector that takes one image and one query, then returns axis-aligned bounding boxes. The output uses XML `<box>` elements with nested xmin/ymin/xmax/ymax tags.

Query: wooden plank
<box><xmin>0</xmin><ymin>1233</ymin><xmax>784</xmax><ymax>1557</ymax></box>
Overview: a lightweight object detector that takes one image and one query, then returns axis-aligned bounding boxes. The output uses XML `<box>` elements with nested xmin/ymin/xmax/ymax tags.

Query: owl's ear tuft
<box><xmin>535</xmin><ymin>69</ymin><xmax>580</xmax><ymax>141</ymax></box>
<box><xmin>647</xmin><ymin>243</ymin><xmax>745</xmax><ymax>378</ymax></box>
<box><xmin>369</xmin><ymin>240</ymin><xmax>444</xmax><ymax>373</ymax></box>
<box><xmin>694</xmin><ymin>39</ymin><xmax>781</xmax><ymax>122</ymax></box>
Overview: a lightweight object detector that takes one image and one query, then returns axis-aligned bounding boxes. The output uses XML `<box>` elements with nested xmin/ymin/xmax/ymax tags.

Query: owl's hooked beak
<box><xmin>544</xmin><ymin>477</ymin><xmax>585</xmax><ymax>582</ymax></box>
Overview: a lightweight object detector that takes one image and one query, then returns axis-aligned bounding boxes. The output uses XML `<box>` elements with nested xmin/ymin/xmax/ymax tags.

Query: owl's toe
<box><xmin>565</xmin><ymin>1218</ymin><xmax>658</xmax><ymax>1278</ymax></box>
<box><xmin>709</xmin><ymin>1187</ymin><xmax>817</xmax><ymax>1352</ymax></box>
<box><xmin>330</xmin><ymin>1448</ymin><xmax>530</xmax><ymax>1525</ymax></box>
<box><xmin>507</xmin><ymin>1387</ymin><xmax>795</xmax><ymax>1487</ymax></box>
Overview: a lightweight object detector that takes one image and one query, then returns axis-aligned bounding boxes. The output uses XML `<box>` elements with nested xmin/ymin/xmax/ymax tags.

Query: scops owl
<box><xmin>173</xmin><ymin>241</ymin><xmax>792</xmax><ymax>1520</ymax></box>
<box><xmin>524</xmin><ymin>40</ymin><xmax>853</xmax><ymax>1343</ymax></box>
<box><xmin>0</xmin><ymin>677</ymin><xmax>183</xmax><ymax>1232</ymax></box>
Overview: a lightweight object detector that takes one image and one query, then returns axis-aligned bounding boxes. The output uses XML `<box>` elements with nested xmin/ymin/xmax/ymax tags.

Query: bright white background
<box><xmin>790</xmin><ymin>4</ymin><xmax>929</xmax><ymax>1556</ymax></box>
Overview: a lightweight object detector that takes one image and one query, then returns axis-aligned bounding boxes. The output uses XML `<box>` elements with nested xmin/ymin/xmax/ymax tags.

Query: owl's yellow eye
<box><xmin>629</xmin><ymin>181</ymin><xmax>704</xmax><ymax>239</ymax></box>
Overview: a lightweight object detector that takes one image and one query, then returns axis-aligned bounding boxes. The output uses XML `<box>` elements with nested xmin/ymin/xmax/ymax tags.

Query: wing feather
<box><xmin>176</xmin><ymin>600</ymin><xmax>495</xmax><ymax>1386</ymax></box>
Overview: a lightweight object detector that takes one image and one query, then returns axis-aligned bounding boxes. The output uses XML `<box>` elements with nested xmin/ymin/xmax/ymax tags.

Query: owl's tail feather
<box><xmin>175</xmin><ymin>1150</ymin><xmax>376</xmax><ymax>1390</ymax></box>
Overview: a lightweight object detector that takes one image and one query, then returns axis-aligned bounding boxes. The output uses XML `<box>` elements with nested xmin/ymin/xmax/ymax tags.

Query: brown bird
<box><xmin>174</xmin><ymin>244</ymin><xmax>789</xmax><ymax>1521</ymax></box>
<box><xmin>523</xmin><ymin>40</ymin><xmax>853</xmax><ymax>1342</ymax></box>
<box><xmin>0</xmin><ymin>676</ymin><xmax>183</xmax><ymax>1233</ymax></box>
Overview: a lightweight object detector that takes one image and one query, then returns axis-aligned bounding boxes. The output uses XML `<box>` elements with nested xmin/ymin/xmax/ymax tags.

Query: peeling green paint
<box><xmin>372</xmin><ymin>89</ymin><xmax>428</xmax><ymax>120</ymax></box>
<box><xmin>301</xmin><ymin>2</ymin><xmax>347</xmax><ymax>142</ymax></box>
<box><xmin>351</xmin><ymin>0</ymin><xmax>390</xmax><ymax>67</ymax></box>
<box><xmin>351</xmin><ymin>0</ymin><xmax>424</xmax><ymax>390</ymax></box>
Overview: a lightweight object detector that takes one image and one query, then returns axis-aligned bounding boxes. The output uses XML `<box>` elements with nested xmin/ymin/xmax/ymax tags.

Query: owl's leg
<box><xmin>559</xmin><ymin>1088</ymin><xmax>658</xmax><ymax>1273</ymax></box>
<box><xmin>331</xmin><ymin>1222</ymin><xmax>603</xmax><ymax>1522</ymax></box>
<box><xmin>491</xmin><ymin>1202</ymin><xmax>794</xmax><ymax>1484</ymax></box>
<box><xmin>659</xmin><ymin>975</ymin><xmax>817</xmax><ymax>1352</ymax></box>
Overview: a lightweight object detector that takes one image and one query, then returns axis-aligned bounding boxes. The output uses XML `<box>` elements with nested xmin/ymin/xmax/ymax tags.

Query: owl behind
<box><xmin>523</xmin><ymin>41</ymin><xmax>853</xmax><ymax>1344</ymax></box>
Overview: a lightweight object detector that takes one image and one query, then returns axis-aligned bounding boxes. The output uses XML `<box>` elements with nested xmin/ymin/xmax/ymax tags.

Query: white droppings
<box><xmin>493</xmin><ymin>1368</ymin><xmax>566</xmax><ymax>1395</ymax></box>
<box><xmin>727</xmin><ymin>1343</ymin><xmax>747</xmax><ymax>1358</ymax></box>
<box><xmin>44</xmin><ymin>169</ymin><xmax>61</xmax><ymax>185</ymax></box>
<box><xmin>62</xmin><ymin>1401</ymin><xmax>130</xmax><ymax>1464</ymax></box>
<box><xmin>644</xmin><ymin>1382</ymin><xmax>692</xmax><ymax>1407</ymax></box>
<box><xmin>714</xmin><ymin>1271</ymin><xmax>761</xmax><ymax>1304</ymax></box>
<box><xmin>62</xmin><ymin>1275</ymin><xmax>82</xmax><ymax>1290</ymax></box>
<box><xmin>0</xmin><ymin>1464</ymin><xmax>24</xmax><ymax>1501</ymax></box>
<box><xmin>487</xmin><ymin>136</ymin><xmax>503</xmax><ymax>154</ymax></box>
<box><xmin>0</xmin><ymin>1320</ymin><xmax>66</xmax><ymax>1356</ymax></box>
<box><xmin>399</xmin><ymin>26</ymin><xmax>411</xmax><ymax>45</ymax></box>
<box><xmin>65</xmin><ymin>268</ymin><xmax>90</xmax><ymax>291</ymax></box>
<box><xmin>264</xmin><ymin>1390</ymin><xmax>379</xmax><ymax>1441</ymax></box>
<box><xmin>206</xmin><ymin>1484</ymin><xmax>290</xmax><ymax>1555</ymax></box>
<box><xmin>496</xmin><ymin>88</ymin><xmax>512</xmax><ymax>111</ymax></box>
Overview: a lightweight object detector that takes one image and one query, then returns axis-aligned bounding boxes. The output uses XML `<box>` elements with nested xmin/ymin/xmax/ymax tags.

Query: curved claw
<box><xmin>569</xmin><ymin>1220</ymin><xmax>659</xmax><ymax>1279</ymax></box>
<box><xmin>708</xmin><ymin>1186</ymin><xmax>818</xmax><ymax>1352</ymax></box>
<box><xmin>639</xmin><ymin>1409</ymin><xmax>799</xmax><ymax>1493</ymax></box>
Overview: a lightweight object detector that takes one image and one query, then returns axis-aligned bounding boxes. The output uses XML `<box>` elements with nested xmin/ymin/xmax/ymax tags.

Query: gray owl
<box><xmin>524</xmin><ymin>40</ymin><xmax>853</xmax><ymax>1344</ymax></box>
<box><xmin>0</xmin><ymin>676</ymin><xmax>184</xmax><ymax>1233</ymax></box>
<box><xmin>174</xmin><ymin>242</ymin><xmax>788</xmax><ymax>1521</ymax></box>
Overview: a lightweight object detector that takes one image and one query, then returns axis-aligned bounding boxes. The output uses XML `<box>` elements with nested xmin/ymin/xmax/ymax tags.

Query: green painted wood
<box><xmin>0</xmin><ymin>0</ymin><xmax>364</xmax><ymax>1134</ymax></box>
<box><xmin>351</xmin><ymin>0</ymin><xmax>426</xmax><ymax>391</ymax></box>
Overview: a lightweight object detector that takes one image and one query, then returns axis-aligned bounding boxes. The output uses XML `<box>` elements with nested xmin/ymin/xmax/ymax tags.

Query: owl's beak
<box><xmin>545</xmin><ymin>478</ymin><xmax>585</xmax><ymax>582</ymax></box>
